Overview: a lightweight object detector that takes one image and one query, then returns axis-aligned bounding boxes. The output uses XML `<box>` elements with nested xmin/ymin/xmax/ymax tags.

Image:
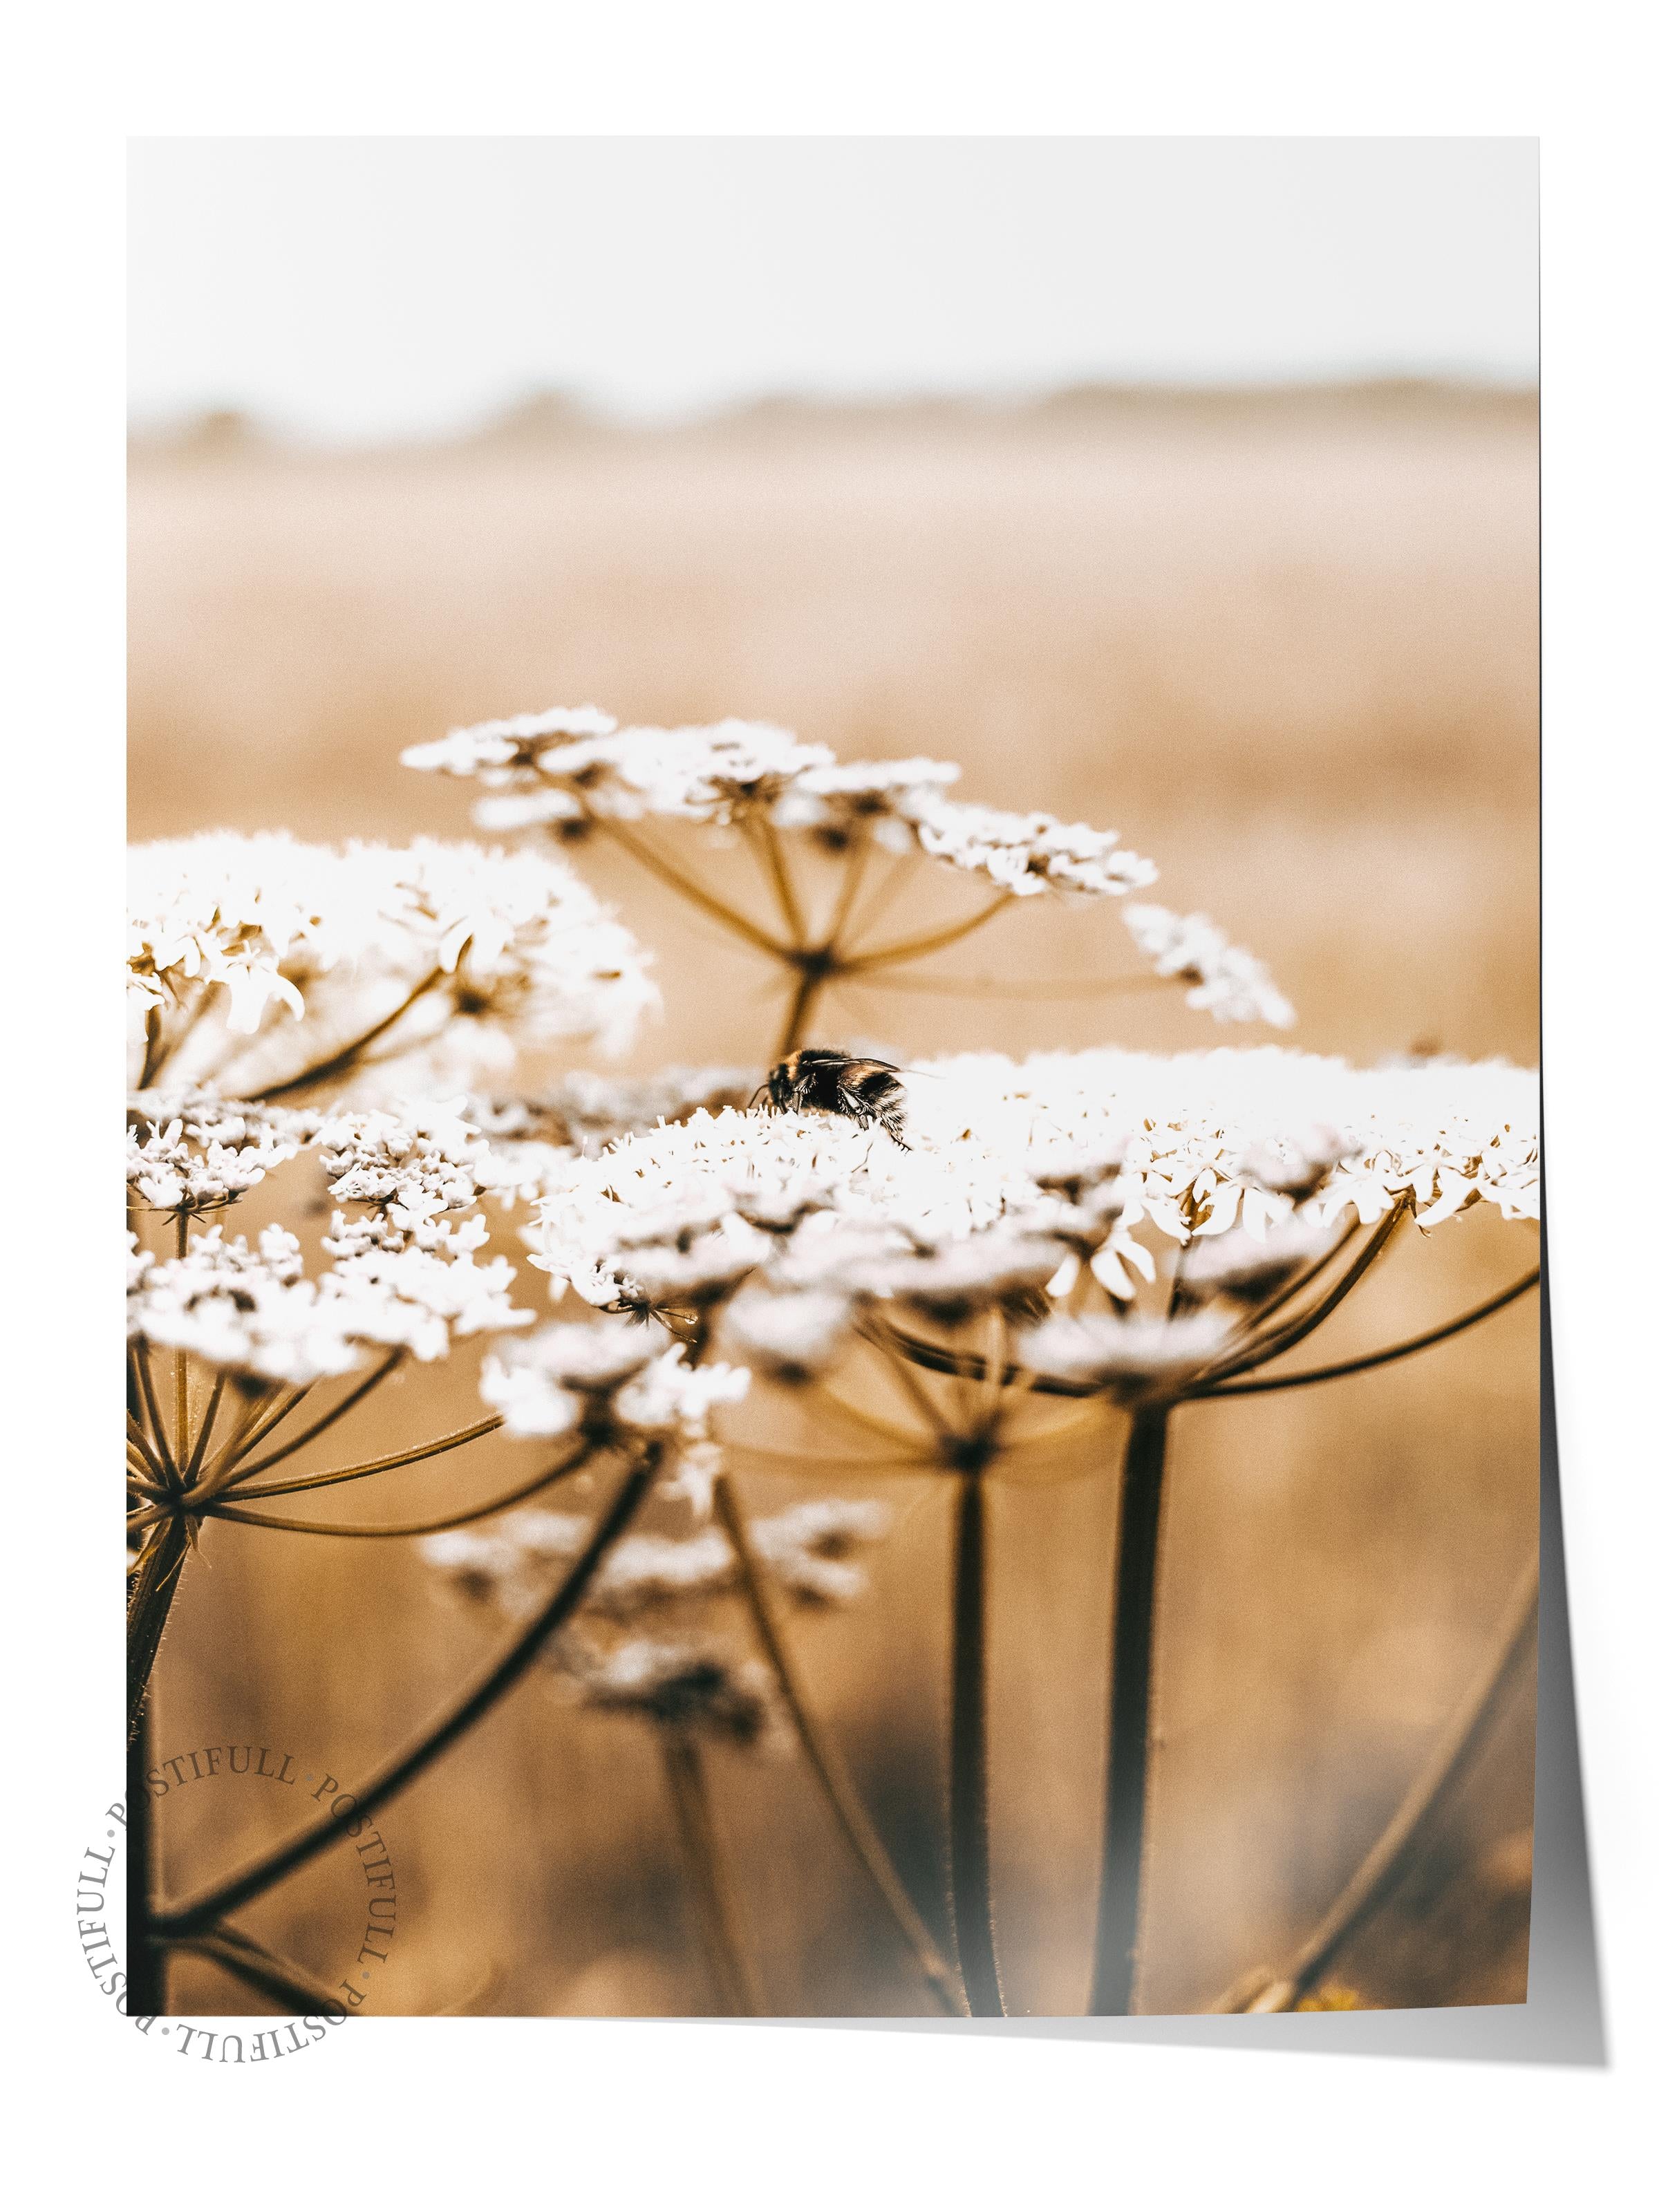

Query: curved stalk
<box><xmin>660</xmin><ymin>1732</ymin><xmax>765</xmax><ymax>2015</ymax></box>
<box><xmin>226</xmin><ymin>1414</ymin><xmax>505</xmax><ymax>1499</ymax></box>
<box><xmin>823</xmin><ymin>832</ymin><xmax>874</xmax><ymax>947</ymax></box>
<box><xmin>852</xmin><ymin>968</ymin><xmax>1170</xmax><ymax>1001</ymax></box>
<box><xmin>1192</xmin><ymin>1269</ymin><xmax>1541</xmax><ymax>1399</ymax></box>
<box><xmin>752</xmin><ymin>817</ymin><xmax>808</xmax><ymax>946</ymax></box>
<box><xmin>132</xmin><ymin>1343</ymin><xmax>177</xmax><ymax>1481</ymax></box>
<box><xmin>1190</xmin><ymin>1201</ymin><xmax>1411</xmax><ymax>1389</ymax></box>
<box><xmin>1215</xmin><ymin>1557</ymin><xmax>1540</xmax><ymax>2013</ymax></box>
<box><xmin>152</xmin><ymin>1445</ymin><xmax>660</xmax><ymax>1941</ymax></box>
<box><xmin>180</xmin><ymin>1369</ymin><xmax>227</xmax><ymax>1486</ymax></box>
<box><xmin>948</xmin><ymin>1472</ymin><xmax>1005</xmax><ymax>2015</ymax></box>
<box><xmin>249</xmin><ymin>964</ymin><xmax>447</xmax><ymax>1103</ymax></box>
<box><xmin>205</xmin><ymin>1441</ymin><xmax>592</xmax><ymax>1537</ymax></box>
<box><xmin>844</xmin><ymin>891</ymin><xmax>1016</xmax><ymax>974</ymax></box>
<box><xmin>217</xmin><ymin>1352</ymin><xmax>404</xmax><ymax>1485</ymax></box>
<box><xmin>594</xmin><ymin>817</ymin><xmax>787</xmax><ymax>957</ymax></box>
<box><xmin>127</xmin><ymin>1418</ymin><xmax>169</xmax><ymax>1486</ymax></box>
<box><xmin>1089</xmin><ymin>1404</ymin><xmax>1172</xmax><ymax>2015</ymax></box>
<box><xmin>713</xmin><ymin>1475</ymin><xmax>964</xmax><ymax>2014</ymax></box>
<box><xmin>199</xmin><ymin>1380</ymin><xmax>310</xmax><ymax>1475</ymax></box>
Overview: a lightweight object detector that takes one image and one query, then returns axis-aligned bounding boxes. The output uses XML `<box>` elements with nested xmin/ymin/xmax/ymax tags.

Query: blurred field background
<box><xmin>131</xmin><ymin>384</ymin><xmax>1540</xmax><ymax>2016</ymax></box>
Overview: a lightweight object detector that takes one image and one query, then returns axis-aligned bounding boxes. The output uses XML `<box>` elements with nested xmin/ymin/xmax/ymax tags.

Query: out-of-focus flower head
<box><xmin>1015</xmin><ymin>1309</ymin><xmax>1235</xmax><ymax>1396</ymax></box>
<box><xmin>127</xmin><ymin>832</ymin><xmax>655</xmax><ymax>1098</ymax></box>
<box><xmin>420</xmin><ymin>1492</ymin><xmax>894</xmax><ymax>1627</ymax></box>
<box><xmin>1123</xmin><ymin>904</ymin><xmax>1296</xmax><ymax>1029</ymax></box>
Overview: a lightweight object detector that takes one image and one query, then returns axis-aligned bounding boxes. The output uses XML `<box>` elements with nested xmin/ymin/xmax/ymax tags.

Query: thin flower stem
<box><xmin>659</xmin><ymin>1732</ymin><xmax>765</xmax><ymax>2015</ymax></box>
<box><xmin>1191</xmin><ymin>1200</ymin><xmax>1412</xmax><ymax>1389</ymax></box>
<box><xmin>809</xmin><ymin>1382</ymin><xmax>926</xmax><ymax>1450</ymax></box>
<box><xmin>132</xmin><ymin>1343</ymin><xmax>178</xmax><ymax>1481</ymax></box>
<box><xmin>180</xmin><ymin>1369</ymin><xmax>228</xmax><ymax>1488</ymax></box>
<box><xmin>1238</xmin><ymin>1219</ymin><xmax>1363</xmax><ymax>1333</ymax></box>
<box><xmin>173</xmin><ymin>1214</ymin><xmax>190</xmax><ymax>1452</ymax></box>
<box><xmin>1215</xmin><ymin>1558</ymin><xmax>1541</xmax><ymax>2014</ymax></box>
<box><xmin>152</xmin><ymin>1445</ymin><xmax>662</xmax><ymax>1941</ymax></box>
<box><xmin>128</xmin><ymin>1516</ymin><xmax>192</xmax><ymax>1741</ymax></box>
<box><xmin>844</xmin><ymin>891</ymin><xmax>1016</xmax><ymax>973</ymax></box>
<box><xmin>976</xmin><ymin>1310</ymin><xmax>1010</xmax><ymax>1429</ymax></box>
<box><xmin>127</xmin><ymin>1414</ymin><xmax>168</xmax><ymax>1486</ymax></box>
<box><xmin>222</xmin><ymin>1352</ymin><xmax>406</xmax><ymax>1484</ymax></box>
<box><xmin>226</xmin><ymin>1414</ymin><xmax>505</xmax><ymax>1499</ymax></box>
<box><xmin>839</xmin><ymin>844</ymin><xmax>912</xmax><ymax>949</ymax></box>
<box><xmin>204</xmin><ymin>1442</ymin><xmax>592</xmax><ymax>1537</ymax></box>
<box><xmin>250</xmin><ymin>966</ymin><xmax>447</xmax><ymax>1103</ymax></box>
<box><xmin>209</xmin><ymin>1380</ymin><xmax>311</xmax><ymax>1470</ymax></box>
<box><xmin>823</xmin><ymin>832</ymin><xmax>874</xmax><ymax>947</ymax></box>
<box><xmin>713</xmin><ymin>1476</ymin><xmax>964</xmax><ymax>2014</ymax></box>
<box><xmin>774</xmin><ymin>966</ymin><xmax>829</xmax><ymax>1059</ymax></box>
<box><xmin>948</xmin><ymin>1471</ymin><xmax>1006</xmax><ymax>2016</ymax></box>
<box><xmin>1088</xmin><ymin>1403</ymin><xmax>1172</xmax><ymax>2015</ymax></box>
<box><xmin>852</xmin><ymin>968</ymin><xmax>1170</xmax><ymax>1001</ymax></box>
<box><xmin>594</xmin><ymin>818</ymin><xmax>788</xmax><ymax>957</ymax></box>
<box><xmin>138</xmin><ymin>1004</ymin><xmax>167</xmax><ymax>1090</ymax></box>
<box><xmin>870</xmin><ymin>1319</ymin><xmax>1105</xmax><ymax>1402</ymax></box>
<box><xmin>1192</xmin><ymin>1269</ymin><xmax>1542</xmax><ymax>1398</ymax></box>
<box><xmin>725</xmin><ymin>1438</ymin><xmax>935</xmax><ymax>1474</ymax></box>
<box><xmin>126</xmin><ymin>1708</ymin><xmax>165</xmax><ymax>2014</ymax></box>
<box><xmin>865</xmin><ymin>1322</ymin><xmax>953</xmax><ymax>1439</ymax></box>
<box><xmin>187</xmin><ymin>1389</ymin><xmax>287</xmax><ymax>1506</ymax></box>
<box><xmin>753</xmin><ymin>816</ymin><xmax>808</xmax><ymax>946</ymax></box>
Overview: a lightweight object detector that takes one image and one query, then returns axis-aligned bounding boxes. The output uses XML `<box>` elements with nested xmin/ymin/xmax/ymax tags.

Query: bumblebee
<box><xmin>753</xmin><ymin>1049</ymin><xmax>910</xmax><ymax>1147</ymax></box>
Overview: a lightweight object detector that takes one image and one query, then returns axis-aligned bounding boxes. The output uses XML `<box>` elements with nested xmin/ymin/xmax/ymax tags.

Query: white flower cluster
<box><xmin>420</xmin><ymin>1491</ymin><xmax>894</xmax><ymax>1745</ymax></box>
<box><xmin>127</xmin><ymin>832</ymin><xmax>655</xmax><ymax>1096</ymax></box>
<box><xmin>479</xmin><ymin>1317</ymin><xmax>749</xmax><ymax>1447</ymax></box>
<box><xmin>503</xmin><ymin>1046</ymin><xmax>1536</xmax><ymax>1391</ymax></box>
<box><xmin>529</xmin><ymin>1104</ymin><xmax>1027</xmax><ymax>1321</ymax></box>
<box><xmin>126</xmin><ymin>1219</ymin><xmax>528</xmax><ymax>1385</ymax></box>
<box><xmin>402</xmin><ymin>706</ymin><xmax>1156</xmax><ymax>901</ymax></box>
<box><xmin>126</xmin><ymin>1096</ymin><xmax>321</xmax><ymax>1215</ymax></box>
<box><xmin>126</xmin><ymin>1101</ymin><xmax>534</xmax><ymax>1384</ymax></box>
<box><xmin>1015</xmin><ymin>1310</ymin><xmax>1236</xmax><ymax>1390</ymax></box>
<box><xmin>559</xmin><ymin>1637</ymin><xmax>778</xmax><ymax>1745</ymax></box>
<box><xmin>420</xmin><ymin>1494</ymin><xmax>893</xmax><ymax>1620</ymax></box>
<box><xmin>1122</xmin><ymin>905</ymin><xmax>1296</xmax><ymax>1029</ymax></box>
<box><xmin>469</xmin><ymin>1068</ymin><xmax>759</xmax><ymax>1155</ymax></box>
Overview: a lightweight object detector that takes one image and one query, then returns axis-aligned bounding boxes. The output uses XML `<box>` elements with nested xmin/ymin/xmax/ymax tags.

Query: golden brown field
<box><xmin>129</xmin><ymin>386</ymin><xmax>1540</xmax><ymax>2017</ymax></box>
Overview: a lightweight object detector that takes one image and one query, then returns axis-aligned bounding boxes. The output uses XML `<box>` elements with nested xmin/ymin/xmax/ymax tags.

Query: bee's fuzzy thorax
<box><xmin>758</xmin><ymin>1049</ymin><xmax>910</xmax><ymax>1147</ymax></box>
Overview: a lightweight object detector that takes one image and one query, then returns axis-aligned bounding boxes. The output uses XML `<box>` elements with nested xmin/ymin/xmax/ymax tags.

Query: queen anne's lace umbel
<box><xmin>509</xmin><ymin>1044</ymin><xmax>1537</xmax><ymax>1382</ymax></box>
<box><xmin>127</xmin><ymin>831</ymin><xmax>656</xmax><ymax>1096</ymax></box>
<box><xmin>125</xmin><ymin>1098</ymin><xmax>536</xmax><ymax>1383</ymax></box>
<box><xmin>402</xmin><ymin>708</ymin><xmax>1158</xmax><ymax>897</ymax></box>
<box><xmin>399</xmin><ymin>707</ymin><xmax>1315</xmax><ymax>1024</ymax></box>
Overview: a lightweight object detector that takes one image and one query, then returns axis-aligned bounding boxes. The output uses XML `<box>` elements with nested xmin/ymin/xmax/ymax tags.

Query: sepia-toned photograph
<box><xmin>125</xmin><ymin>135</ymin><xmax>1540</xmax><ymax>2022</ymax></box>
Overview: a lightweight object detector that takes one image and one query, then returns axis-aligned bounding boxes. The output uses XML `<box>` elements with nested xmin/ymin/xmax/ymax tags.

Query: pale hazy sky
<box><xmin>129</xmin><ymin>138</ymin><xmax>1537</xmax><ymax>439</ymax></box>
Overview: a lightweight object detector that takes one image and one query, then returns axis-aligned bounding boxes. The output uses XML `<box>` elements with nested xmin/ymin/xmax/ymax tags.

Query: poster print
<box><xmin>126</xmin><ymin>138</ymin><xmax>1539</xmax><ymax>2024</ymax></box>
